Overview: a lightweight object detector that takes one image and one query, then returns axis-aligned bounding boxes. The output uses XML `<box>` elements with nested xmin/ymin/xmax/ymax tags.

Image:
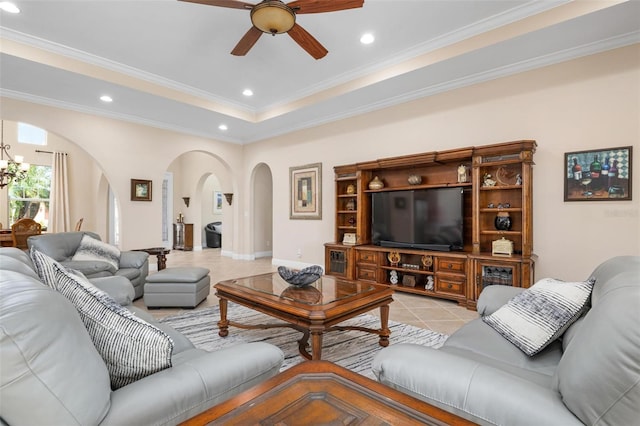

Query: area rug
<box><xmin>160</xmin><ymin>303</ymin><xmax>448</xmax><ymax>379</ymax></box>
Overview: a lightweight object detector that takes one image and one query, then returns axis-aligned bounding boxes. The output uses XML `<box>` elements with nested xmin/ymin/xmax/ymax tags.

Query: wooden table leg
<box><xmin>310</xmin><ymin>326</ymin><xmax>324</xmax><ymax>360</ymax></box>
<box><xmin>379</xmin><ymin>304</ymin><xmax>390</xmax><ymax>347</ymax></box>
<box><xmin>157</xmin><ymin>253</ymin><xmax>167</xmax><ymax>270</ymax></box>
<box><xmin>218</xmin><ymin>298</ymin><xmax>229</xmax><ymax>337</ymax></box>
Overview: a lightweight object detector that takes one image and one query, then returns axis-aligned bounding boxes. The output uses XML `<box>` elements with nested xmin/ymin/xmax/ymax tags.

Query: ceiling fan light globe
<box><xmin>250</xmin><ymin>1</ymin><xmax>295</xmax><ymax>34</ymax></box>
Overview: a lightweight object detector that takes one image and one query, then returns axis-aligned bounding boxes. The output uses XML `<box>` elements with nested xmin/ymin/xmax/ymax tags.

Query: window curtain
<box><xmin>49</xmin><ymin>152</ymin><xmax>70</xmax><ymax>232</ymax></box>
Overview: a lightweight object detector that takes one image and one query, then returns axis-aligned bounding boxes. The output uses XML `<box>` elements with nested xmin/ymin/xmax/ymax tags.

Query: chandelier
<box><xmin>0</xmin><ymin>121</ymin><xmax>30</xmax><ymax>188</ymax></box>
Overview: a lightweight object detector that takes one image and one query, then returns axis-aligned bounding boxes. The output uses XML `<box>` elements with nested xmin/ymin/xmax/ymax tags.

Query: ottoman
<box><xmin>144</xmin><ymin>267</ymin><xmax>210</xmax><ymax>308</ymax></box>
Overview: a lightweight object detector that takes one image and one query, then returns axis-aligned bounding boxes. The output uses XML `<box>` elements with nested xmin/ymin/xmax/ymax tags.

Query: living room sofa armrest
<box><xmin>476</xmin><ymin>285</ymin><xmax>525</xmax><ymax>316</ymax></box>
<box><xmin>119</xmin><ymin>251</ymin><xmax>148</xmax><ymax>269</ymax></box>
<box><xmin>89</xmin><ymin>276</ymin><xmax>135</xmax><ymax>306</ymax></box>
<box><xmin>101</xmin><ymin>343</ymin><xmax>284</xmax><ymax>426</ymax></box>
<box><xmin>372</xmin><ymin>344</ymin><xmax>582</xmax><ymax>426</ymax></box>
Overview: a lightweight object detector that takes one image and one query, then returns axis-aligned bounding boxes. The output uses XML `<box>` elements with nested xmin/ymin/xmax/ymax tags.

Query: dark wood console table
<box><xmin>134</xmin><ymin>247</ymin><xmax>170</xmax><ymax>270</ymax></box>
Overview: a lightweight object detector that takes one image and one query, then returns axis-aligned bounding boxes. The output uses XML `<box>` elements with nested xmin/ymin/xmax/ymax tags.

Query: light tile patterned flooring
<box><xmin>133</xmin><ymin>248</ymin><xmax>478</xmax><ymax>335</ymax></box>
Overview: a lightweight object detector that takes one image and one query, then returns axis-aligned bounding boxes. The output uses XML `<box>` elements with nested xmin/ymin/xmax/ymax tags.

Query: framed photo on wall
<box><xmin>290</xmin><ymin>163</ymin><xmax>322</xmax><ymax>220</ymax></box>
<box><xmin>213</xmin><ymin>191</ymin><xmax>223</xmax><ymax>213</ymax></box>
<box><xmin>131</xmin><ymin>179</ymin><xmax>152</xmax><ymax>201</ymax></box>
<box><xmin>564</xmin><ymin>146</ymin><xmax>632</xmax><ymax>201</ymax></box>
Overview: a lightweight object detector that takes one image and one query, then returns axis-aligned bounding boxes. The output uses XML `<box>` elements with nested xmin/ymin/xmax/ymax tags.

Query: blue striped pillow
<box><xmin>31</xmin><ymin>249</ymin><xmax>173</xmax><ymax>389</ymax></box>
<box><xmin>482</xmin><ymin>278</ymin><xmax>595</xmax><ymax>356</ymax></box>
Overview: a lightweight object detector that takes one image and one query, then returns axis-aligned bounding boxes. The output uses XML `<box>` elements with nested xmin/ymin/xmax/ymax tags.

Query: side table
<box><xmin>134</xmin><ymin>247</ymin><xmax>170</xmax><ymax>271</ymax></box>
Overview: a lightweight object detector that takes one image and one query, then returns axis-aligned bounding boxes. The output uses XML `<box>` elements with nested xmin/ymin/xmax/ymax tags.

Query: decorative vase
<box><xmin>368</xmin><ymin>176</ymin><xmax>384</xmax><ymax>190</ymax></box>
<box><xmin>407</xmin><ymin>174</ymin><xmax>422</xmax><ymax>185</ymax></box>
<box><xmin>494</xmin><ymin>211</ymin><xmax>512</xmax><ymax>231</ymax></box>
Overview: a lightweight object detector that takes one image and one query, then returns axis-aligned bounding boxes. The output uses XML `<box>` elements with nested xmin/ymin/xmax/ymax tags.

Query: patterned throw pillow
<box><xmin>72</xmin><ymin>235</ymin><xmax>121</xmax><ymax>272</ymax></box>
<box><xmin>31</xmin><ymin>249</ymin><xmax>173</xmax><ymax>389</ymax></box>
<box><xmin>482</xmin><ymin>277</ymin><xmax>595</xmax><ymax>356</ymax></box>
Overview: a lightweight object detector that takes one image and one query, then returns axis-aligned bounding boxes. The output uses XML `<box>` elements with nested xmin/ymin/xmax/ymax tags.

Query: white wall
<box><xmin>0</xmin><ymin>102</ymin><xmax>244</xmax><ymax>250</ymax></box>
<box><xmin>244</xmin><ymin>44</ymin><xmax>640</xmax><ymax>280</ymax></box>
<box><xmin>1</xmin><ymin>44</ymin><xmax>638</xmax><ymax>280</ymax></box>
<box><xmin>0</xmin><ymin>121</ymin><xmax>102</xmax><ymax>233</ymax></box>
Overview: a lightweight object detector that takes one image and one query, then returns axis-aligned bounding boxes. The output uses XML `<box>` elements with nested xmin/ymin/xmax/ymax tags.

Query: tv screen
<box><xmin>371</xmin><ymin>187</ymin><xmax>464</xmax><ymax>251</ymax></box>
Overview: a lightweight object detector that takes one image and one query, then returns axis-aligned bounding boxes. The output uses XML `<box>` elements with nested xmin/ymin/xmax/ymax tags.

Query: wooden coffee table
<box><xmin>180</xmin><ymin>361</ymin><xmax>475</xmax><ymax>425</ymax></box>
<box><xmin>214</xmin><ymin>272</ymin><xmax>394</xmax><ymax>360</ymax></box>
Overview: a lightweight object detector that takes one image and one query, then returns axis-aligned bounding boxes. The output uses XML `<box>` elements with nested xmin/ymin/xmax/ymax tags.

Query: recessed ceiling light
<box><xmin>100</xmin><ymin>95</ymin><xmax>113</xmax><ymax>103</ymax></box>
<box><xmin>360</xmin><ymin>33</ymin><xmax>375</xmax><ymax>45</ymax></box>
<box><xmin>218</xmin><ymin>124</ymin><xmax>228</xmax><ymax>131</ymax></box>
<box><xmin>242</xmin><ymin>89</ymin><xmax>254</xmax><ymax>97</ymax></box>
<box><xmin>0</xmin><ymin>2</ymin><xmax>20</xmax><ymax>13</ymax></box>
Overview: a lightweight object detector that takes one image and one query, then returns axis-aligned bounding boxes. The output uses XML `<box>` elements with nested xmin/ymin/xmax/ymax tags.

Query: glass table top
<box><xmin>219</xmin><ymin>273</ymin><xmax>377</xmax><ymax>306</ymax></box>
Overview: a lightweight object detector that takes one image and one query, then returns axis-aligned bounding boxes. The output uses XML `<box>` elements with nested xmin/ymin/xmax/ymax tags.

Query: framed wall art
<box><xmin>131</xmin><ymin>179</ymin><xmax>152</xmax><ymax>201</ymax></box>
<box><xmin>564</xmin><ymin>146</ymin><xmax>632</xmax><ymax>201</ymax></box>
<box><xmin>213</xmin><ymin>191</ymin><xmax>223</xmax><ymax>213</ymax></box>
<box><xmin>290</xmin><ymin>163</ymin><xmax>322</xmax><ymax>220</ymax></box>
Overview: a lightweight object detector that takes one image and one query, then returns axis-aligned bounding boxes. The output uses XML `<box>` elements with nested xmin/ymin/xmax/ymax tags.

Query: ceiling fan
<box><xmin>179</xmin><ymin>0</ymin><xmax>365</xmax><ymax>59</ymax></box>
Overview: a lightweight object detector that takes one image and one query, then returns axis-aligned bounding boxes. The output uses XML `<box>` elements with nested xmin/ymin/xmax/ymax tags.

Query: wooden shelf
<box><xmin>479</xmin><ymin>185</ymin><xmax>522</xmax><ymax>191</ymax></box>
<box><xmin>365</xmin><ymin>182</ymin><xmax>471</xmax><ymax>193</ymax></box>
<box><xmin>327</xmin><ymin>140</ymin><xmax>537</xmax><ymax>310</ymax></box>
<box><xmin>380</xmin><ymin>265</ymin><xmax>434</xmax><ymax>276</ymax></box>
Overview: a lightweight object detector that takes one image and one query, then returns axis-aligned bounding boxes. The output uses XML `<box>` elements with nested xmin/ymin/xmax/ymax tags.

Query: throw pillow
<box><xmin>30</xmin><ymin>249</ymin><xmax>173</xmax><ymax>389</ymax></box>
<box><xmin>72</xmin><ymin>235</ymin><xmax>121</xmax><ymax>272</ymax></box>
<box><xmin>482</xmin><ymin>277</ymin><xmax>595</xmax><ymax>356</ymax></box>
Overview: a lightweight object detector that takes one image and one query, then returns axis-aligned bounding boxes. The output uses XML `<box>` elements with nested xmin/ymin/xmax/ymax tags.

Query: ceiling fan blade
<box><xmin>178</xmin><ymin>0</ymin><xmax>254</xmax><ymax>10</ymax></box>
<box><xmin>287</xmin><ymin>23</ymin><xmax>328</xmax><ymax>59</ymax></box>
<box><xmin>231</xmin><ymin>26</ymin><xmax>263</xmax><ymax>56</ymax></box>
<box><xmin>287</xmin><ymin>0</ymin><xmax>364</xmax><ymax>14</ymax></box>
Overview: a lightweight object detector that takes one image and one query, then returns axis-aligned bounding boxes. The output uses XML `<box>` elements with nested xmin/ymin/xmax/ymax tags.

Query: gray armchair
<box><xmin>27</xmin><ymin>231</ymin><xmax>149</xmax><ymax>299</ymax></box>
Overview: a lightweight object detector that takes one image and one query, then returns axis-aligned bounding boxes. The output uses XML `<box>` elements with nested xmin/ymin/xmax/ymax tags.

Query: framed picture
<box><xmin>213</xmin><ymin>191</ymin><xmax>223</xmax><ymax>213</ymax></box>
<box><xmin>564</xmin><ymin>146</ymin><xmax>632</xmax><ymax>201</ymax></box>
<box><xmin>290</xmin><ymin>163</ymin><xmax>322</xmax><ymax>220</ymax></box>
<box><xmin>131</xmin><ymin>179</ymin><xmax>152</xmax><ymax>201</ymax></box>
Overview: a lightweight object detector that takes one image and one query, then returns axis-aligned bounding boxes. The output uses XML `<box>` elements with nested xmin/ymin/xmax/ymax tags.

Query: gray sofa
<box><xmin>27</xmin><ymin>231</ymin><xmax>149</xmax><ymax>299</ymax></box>
<box><xmin>0</xmin><ymin>247</ymin><xmax>284</xmax><ymax>425</ymax></box>
<box><xmin>373</xmin><ymin>256</ymin><xmax>639</xmax><ymax>425</ymax></box>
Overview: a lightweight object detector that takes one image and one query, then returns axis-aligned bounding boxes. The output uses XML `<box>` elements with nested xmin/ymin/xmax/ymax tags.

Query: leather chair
<box><xmin>205</xmin><ymin>222</ymin><xmax>222</xmax><ymax>248</ymax></box>
<box><xmin>11</xmin><ymin>218</ymin><xmax>42</xmax><ymax>250</ymax></box>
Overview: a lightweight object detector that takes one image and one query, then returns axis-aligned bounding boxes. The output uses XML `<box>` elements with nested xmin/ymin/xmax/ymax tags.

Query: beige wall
<box><xmin>1</xmin><ymin>44</ymin><xmax>638</xmax><ymax>281</ymax></box>
<box><xmin>0</xmin><ymin>122</ymin><xmax>101</xmax><ymax>233</ymax></box>
<box><xmin>0</xmin><ymin>102</ymin><xmax>244</xmax><ymax>250</ymax></box>
<box><xmin>245</xmin><ymin>44</ymin><xmax>640</xmax><ymax>280</ymax></box>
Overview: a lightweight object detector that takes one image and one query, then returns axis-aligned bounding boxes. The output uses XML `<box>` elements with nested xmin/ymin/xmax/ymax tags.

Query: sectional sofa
<box><xmin>0</xmin><ymin>247</ymin><xmax>284</xmax><ymax>425</ymax></box>
<box><xmin>373</xmin><ymin>256</ymin><xmax>640</xmax><ymax>425</ymax></box>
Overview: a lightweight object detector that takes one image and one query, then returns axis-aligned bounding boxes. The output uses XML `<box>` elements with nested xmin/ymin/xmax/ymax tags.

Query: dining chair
<box><xmin>75</xmin><ymin>218</ymin><xmax>84</xmax><ymax>231</ymax></box>
<box><xmin>11</xmin><ymin>218</ymin><xmax>43</xmax><ymax>250</ymax></box>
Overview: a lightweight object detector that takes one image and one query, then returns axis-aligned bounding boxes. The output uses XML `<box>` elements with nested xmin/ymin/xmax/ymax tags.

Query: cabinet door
<box><xmin>474</xmin><ymin>260</ymin><xmax>520</xmax><ymax>300</ymax></box>
<box><xmin>325</xmin><ymin>245</ymin><xmax>353</xmax><ymax>279</ymax></box>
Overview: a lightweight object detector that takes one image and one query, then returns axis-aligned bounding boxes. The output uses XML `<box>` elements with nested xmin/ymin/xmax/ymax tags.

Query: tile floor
<box><xmin>133</xmin><ymin>248</ymin><xmax>479</xmax><ymax>335</ymax></box>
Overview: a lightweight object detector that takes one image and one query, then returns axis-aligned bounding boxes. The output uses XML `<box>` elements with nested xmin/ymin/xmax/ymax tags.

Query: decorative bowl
<box><xmin>278</xmin><ymin>265</ymin><xmax>323</xmax><ymax>287</ymax></box>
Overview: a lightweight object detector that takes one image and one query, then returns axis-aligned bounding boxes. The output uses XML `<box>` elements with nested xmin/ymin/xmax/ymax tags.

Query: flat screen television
<box><xmin>371</xmin><ymin>187</ymin><xmax>464</xmax><ymax>251</ymax></box>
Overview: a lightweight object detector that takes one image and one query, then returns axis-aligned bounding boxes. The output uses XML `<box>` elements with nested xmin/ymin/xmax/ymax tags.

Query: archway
<box><xmin>251</xmin><ymin>163</ymin><xmax>273</xmax><ymax>258</ymax></box>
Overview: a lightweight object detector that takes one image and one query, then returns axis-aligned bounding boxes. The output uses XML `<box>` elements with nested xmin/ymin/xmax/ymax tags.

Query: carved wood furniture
<box><xmin>180</xmin><ymin>361</ymin><xmax>475</xmax><ymax>426</ymax></box>
<box><xmin>214</xmin><ymin>273</ymin><xmax>394</xmax><ymax>360</ymax></box>
<box><xmin>325</xmin><ymin>140</ymin><xmax>537</xmax><ymax>309</ymax></box>
<box><xmin>173</xmin><ymin>222</ymin><xmax>193</xmax><ymax>251</ymax></box>
<box><xmin>11</xmin><ymin>218</ymin><xmax>42</xmax><ymax>249</ymax></box>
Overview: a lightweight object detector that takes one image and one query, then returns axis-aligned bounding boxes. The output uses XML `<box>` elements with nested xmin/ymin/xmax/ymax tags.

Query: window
<box><xmin>8</xmin><ymin>165</ymin><xmax>51</xmax><ymax>230</ymax></box>
<box><xmin>17</xmin><ymin>122</ymin><xmax>47</xmax><ymax>146</ymax></box>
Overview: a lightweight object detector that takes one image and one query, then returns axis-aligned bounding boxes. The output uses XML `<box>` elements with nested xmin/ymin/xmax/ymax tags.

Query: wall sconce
<box><xmin>223</xmin><ymin>193</ymin><xmax>233</xmax><ymax>206</ymax></box>
<box><xmin>182</xmin><ymin>197</ymin><xmax>190</xmax><ymax>207</ymax></box>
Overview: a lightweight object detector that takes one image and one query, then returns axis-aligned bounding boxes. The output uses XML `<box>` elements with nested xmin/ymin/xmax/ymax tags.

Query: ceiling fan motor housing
<box><xmin>251</xmin><ymin>1</ymin><xmax>296</xmax><ymax>34</ymax></box>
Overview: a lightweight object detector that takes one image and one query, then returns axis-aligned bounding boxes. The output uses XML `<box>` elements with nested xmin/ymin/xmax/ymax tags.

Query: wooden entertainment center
<box><xmin>324</xmin><ymin>140</ymin><xmax>537</xmax><ymax>310</ymax></box>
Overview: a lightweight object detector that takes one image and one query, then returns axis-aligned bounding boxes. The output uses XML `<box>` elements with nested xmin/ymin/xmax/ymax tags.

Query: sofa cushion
<box><xmin>482</xmin><ymin>277</ymin><xmax>595</xmax><ymax>356</ymax></box>
<box><xmin>556</xmin><ymin>267</ymin><xmax>640</xmax><ymax>425</ymax></box>
<box><xmin>72</xmin><ymin>234</ymin><xmax>121</xmax><ymax>272</ymax></box>
<box><xmin>31</xmin><ymin>250</ymin><xmax>174</xmax><ymax>389</ymax></box>
<box><xmin>0</xmin><ymin>271</ymin><xmax>112</xmax><ymax>426</ymax></box>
